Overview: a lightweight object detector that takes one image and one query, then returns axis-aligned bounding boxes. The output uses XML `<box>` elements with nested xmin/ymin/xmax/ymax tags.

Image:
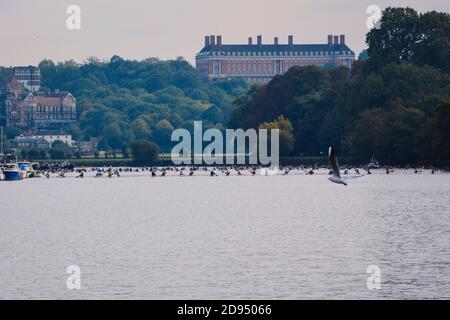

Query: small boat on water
<box><xmin>367</xmin><ymin>157</ymin><xmax>380</xmax><ymax>169</ymax></box>
<box><xmin>2</xmin><ymin>163</ymin><xmax>23</xmax><ymax>181</ymax></box>
<box><xmin>1</xmin><ymin>151</ymin><xmax>33</xmax><ymax>181</ymax></box>
<box><xmin>17</xmin><ymin>161</ymin><xmax>35</xmax><ymax>179</ymax></box>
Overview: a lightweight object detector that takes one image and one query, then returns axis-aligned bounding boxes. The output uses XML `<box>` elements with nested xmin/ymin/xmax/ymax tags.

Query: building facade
<box><xmin>11</xmin><ymin>132</ymin><xmax>76</xmax><ymax>151</ymax></box>
<box><xmin>11</xmin><ymin>135</ymin><xmax>51</xmax><ymax>151</ymax></box>
<box><xmin>30</xmin><ymin>132</ymin><xmax>74</xmax><ymax>146</ymax></box>
<box><xmin>196</xmin><ymin>34</ymin><xmax>356</xmax><ymax>83</ymax></box>
<box><xmin>11</xmin><ymin>66</ymin><xmax>41</xmax><ymax>92</ymax></box>
<box><xmin>6</xmin><ymin>92</ymin><xmax>77</xmax><ymax>129</ymax></box>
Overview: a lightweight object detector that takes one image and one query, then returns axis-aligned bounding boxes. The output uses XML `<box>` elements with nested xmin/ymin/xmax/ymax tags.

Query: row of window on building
<box><xmin>14</xmin><ymin>70</ymin><xmax>40</xmax><ymax>75</ymax></box>
<box><xmin>30</xmin><ymin>114</ymin><xmax>77</xmax><ymax>120</ymax></box>
<box><xmin>223</xmin><ymin>59</ymin><xmax>333</xmax><ymax>73</ymax></box>
<box><xmin>210</xmin><ymin>50</ymin><xmax>353</xmax><ymax>57</ymax></box>
<box><xmin>226</xmin><ymin>59</ymin><xmax>333</xmax><ymax>67</ymax></box>
<box><xmin>32</xmin><ymin>106</ymin><xmax>76</xmax><ymax>113</ymax></box>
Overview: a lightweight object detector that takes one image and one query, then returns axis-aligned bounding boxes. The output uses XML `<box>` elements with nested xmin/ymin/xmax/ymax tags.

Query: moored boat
<box><xmin>2</xmin><ymin>164</ymin><xmax>23</xmax><ymax>181</ymax></box>
<box><xmin>17</xmin><ymin>161</ymin><xmax>33</xmax><ymax>179</ymax></box>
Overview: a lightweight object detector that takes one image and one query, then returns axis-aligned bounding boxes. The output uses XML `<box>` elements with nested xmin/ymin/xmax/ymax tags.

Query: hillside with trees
<box><xmin>229</xmin><ymin>7</ymin><xmax>450</xmax><ymax>166</ymax></box>
<box><xmin>36</xmin><ymin>56</ymin><xmax>248</xmax><ymax>152</ymax></box>
<box><xmin>1</xmin><ymin>7</ymin><xmax>448</xmax><ymax>166</ymax></box>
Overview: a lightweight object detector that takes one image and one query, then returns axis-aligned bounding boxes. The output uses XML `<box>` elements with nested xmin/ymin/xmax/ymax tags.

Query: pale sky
<box><xmin>1</xmin><ymin>0</ymin><xmax>449</xmax><ymax>66</ymax></box>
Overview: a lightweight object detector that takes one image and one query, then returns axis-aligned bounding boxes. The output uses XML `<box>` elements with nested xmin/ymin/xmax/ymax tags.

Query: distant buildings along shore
<box><xmin>2</xmin><ymin>36</ymin><xmax>355</xmax><ymax>157</ymax></box>
<box><xmin>11</xmin><ymin>66</ymin><xmax>41</xmax><ymax>93</ymax></box>
<box><xmin>196</xmin><ymin>34</ymin><xmax>356</xmax><ymax>83</ymax></box>
<box><xmin>6</xmin><ymin>91</ymin><xmax>77</xmax><ymax>129</ymax></box>
<box><xmin>1</xmin><ymin>66</ymin><xmax>83</xmax><ymax>157</ymax></box>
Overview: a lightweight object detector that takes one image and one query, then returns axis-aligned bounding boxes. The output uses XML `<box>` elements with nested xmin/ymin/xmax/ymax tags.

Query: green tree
<box><xmin>4</xmin><ymin>127</ymin><xmax>22</xmax><ymax>139</ymax></box>
<box><xmin>415</xmin><ymin>11</ymin><xmax>450</xmax><ymax>72</ymax></box>
<box><xmin>122</xmin><ymin>144</ymin><xmax>130</xmax><ymax>158</ymax></box>
<box><xmin>358</xmin><ymin>50</ymin><xmax>369</xmax><ymax>61</ymax></box>
<box><xmin>153</xmin><ymin>119</ymin><xmax>174</xmax><ymax>150</ymax></box>
<box><xmin>132</xmin><ymin>118</ymin><xmax>152</xmax><ymax>140</ymax></box>
<box><xmin>366</xmin><ymin>7</ymin><xmax>421</xmax><ymax>67</ymax></box>
<box><xmin>39</xmin><ymin>150</ymin><xmax>48</xmax><ymax>159</ymax></box>
<box><xmin>259</xmin><ymin>115</ymin><xmax>296</xmax><ymax>156</ymax></box>
<box><xmin>130</xmin><ymin>140</ymin><xmax>160</xmax><ymax>165</ymax></box>
<box><xmin>366</xmin><ymin>7</ymin><xmax>450</xmax><ymax>72</ymax></box>
<box><xmin>102</xmin><ymin>122</ymin><xmax>123</xmax><ymax>150</ymax></box>
<box><xmin>34</xmin><ymin>55</ymin><xmax>246</xmax><ymax>151</ymax></box>
<box><xmin>342</xmin><ymin>108</ymin><xmax>389</xmax><ymax>162</ymax></box>
<box><xmin>429</xmin><ymin>99</ymin><xmax>450</xmax><ymax>165</ymax></box>
<box><xmin>0</xmin><ymin>67</ymin><xmax>11</xmax><ymax>89</ymax></box>
<box><xmin>50</xmin><ymin>141</ymin><xmax>74</xmax><ymax>159</ymax></box>
<box><xmin>26</xmin><ymin>148</ymin><xmax>41</xmax><ymax>160</ymax></box>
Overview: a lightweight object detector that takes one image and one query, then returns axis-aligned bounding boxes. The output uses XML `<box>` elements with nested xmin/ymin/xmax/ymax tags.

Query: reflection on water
<box><xmin>0</xmin><ymin>170</ymin><xmax>449</xmax><ymax>299</ymax></box>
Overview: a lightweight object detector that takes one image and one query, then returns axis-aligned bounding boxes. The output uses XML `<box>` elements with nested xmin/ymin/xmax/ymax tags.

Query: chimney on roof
<box><xmin>334</xmin><ymin>35</ymin><xmax>339</xmax><ymax>45</ymax></box>
<box><xmin>327</xmin><ymin>35</ymin><xmax>333</xmax><ymax>45</ymax></box>
<box><xmin>257</xmin><ymin>35</ymin><xmax>262</xmax><ymax>46</ymax></box>
<box><xmin>205</xmin><ymin>36</ymin><xmax>210</xmax><ymax>47</ymax></box>
<box><xmin>339</xmin><ymin>34</ymin><xmax>345</xmax><ymax>45</ymax></box>
<box><xmin>210</xmin><ymin>35</ymin><xmax>216</xmax><ymax>46</ymax></box>
<box><xmin>217</xmin><ymin>35</ymin><xmax>222</xmax><ymax>46</ymax></box>
<box><xmin>288</xmin><ymin>35</ymin><xmax>294</xmax><ymax>46</ymax></box>
<box><xmin>274</xmin><ymin>37</ymin><xmax>279</xmax><ymax>45</ymax></box>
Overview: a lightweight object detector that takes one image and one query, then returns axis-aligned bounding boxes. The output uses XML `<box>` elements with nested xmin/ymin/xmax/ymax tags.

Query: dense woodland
<box><xmin>0</xmin><ymin>57</ymin><xmax>249</xmax><ymax>153</ymax></box>
<box><xmin>38</xmin><ymin>57</ymin><xmax>248</xmax><ymax>152</ymax></box>
<box><xmin>1</xmin><ymin>7</ymin><xmax>449</xmax><ymax>165</ymax></box>
<box><xmin>230</xmin><ymin>8</ymin><xmax>450</xmax><ymax>166</ymax></box>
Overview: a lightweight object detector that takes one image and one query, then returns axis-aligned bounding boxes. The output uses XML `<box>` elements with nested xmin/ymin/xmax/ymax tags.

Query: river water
<box><xmin>0</xmin><ymin>169</ymin><xmax>449</xmax><ymax>299</ymax></box>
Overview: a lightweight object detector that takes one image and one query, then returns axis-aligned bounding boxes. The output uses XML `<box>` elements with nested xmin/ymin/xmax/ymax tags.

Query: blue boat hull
<box><xmin>3</xmin><ymin>171</ymin><xmax>23</xmax><ymax>181</ymax></box>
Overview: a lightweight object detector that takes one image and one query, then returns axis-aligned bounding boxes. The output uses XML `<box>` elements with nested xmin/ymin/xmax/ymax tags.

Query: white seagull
<box><xmin>328</xmin><ymin>146</ymin><xmax>347</xmax><ymax>186</ymax></box>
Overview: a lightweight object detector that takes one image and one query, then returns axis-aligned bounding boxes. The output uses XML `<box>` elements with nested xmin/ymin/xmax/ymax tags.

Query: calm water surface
<box><xmin>0</xmin><ymin>170</ymin><xmax>449</xmax><ymax>299</ymax></box>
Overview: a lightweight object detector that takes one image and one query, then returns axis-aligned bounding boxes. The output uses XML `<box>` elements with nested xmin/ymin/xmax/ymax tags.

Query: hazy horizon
<box><xmin>1</xmin><ymin>0</ymin><xmax>449</xmax><ymax>67</ymax></box>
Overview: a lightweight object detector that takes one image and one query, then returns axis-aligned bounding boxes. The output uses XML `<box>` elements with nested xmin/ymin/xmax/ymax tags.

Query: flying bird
<box><xmin>328</xmin><ymin>146</ymin><xmax>347</xmax><ymax>186</ymax></box>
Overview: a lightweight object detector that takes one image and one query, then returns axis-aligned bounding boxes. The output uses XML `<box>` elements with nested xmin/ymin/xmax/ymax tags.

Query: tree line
<box><xmin>229</xmin><ymin>7</ymin><xmax>450</xmax><ymax>166</ymax></box>
<box><xmin>38</xmin><ymin>56</ymin><xmax>248</xmax><ymax>153</ymax></box>
<box><xmin>1</xmin><ymin>7</ymin><xmax>448</xmax><ymax>166</ymax></box>
<box><xmin>0</xmin><ymin>57</ymin><xmax>248</xmax><ymax>153</ymax></box>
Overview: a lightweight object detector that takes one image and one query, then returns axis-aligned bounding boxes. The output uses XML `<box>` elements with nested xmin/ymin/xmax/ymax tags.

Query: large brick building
<box><xmin>196</xmin><ymin>34</ymin><xmax>356</xmax><ymax>83</ymax></box>
<box><xmin>6</xmin><ymin>92</ymin><xmax>77</xmax><ymax>129</ymax></box>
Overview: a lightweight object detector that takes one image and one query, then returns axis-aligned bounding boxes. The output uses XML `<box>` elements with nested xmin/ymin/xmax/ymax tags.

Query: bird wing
<box><xmin>328</xmin><ymin>146</ymin><xmax>341</xmax><ymax>179</ymax></box>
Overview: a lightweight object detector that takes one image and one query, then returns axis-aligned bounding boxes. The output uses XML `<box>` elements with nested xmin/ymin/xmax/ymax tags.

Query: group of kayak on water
<box><xmin>43</xmin><ymin>166</ymin><xmax>356</xmax><ymax>178</ymax></box>
<box><xmin>35</xmin><ymin>165</ymin><xmax>440</xmax><ymax>179</ymax></box>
